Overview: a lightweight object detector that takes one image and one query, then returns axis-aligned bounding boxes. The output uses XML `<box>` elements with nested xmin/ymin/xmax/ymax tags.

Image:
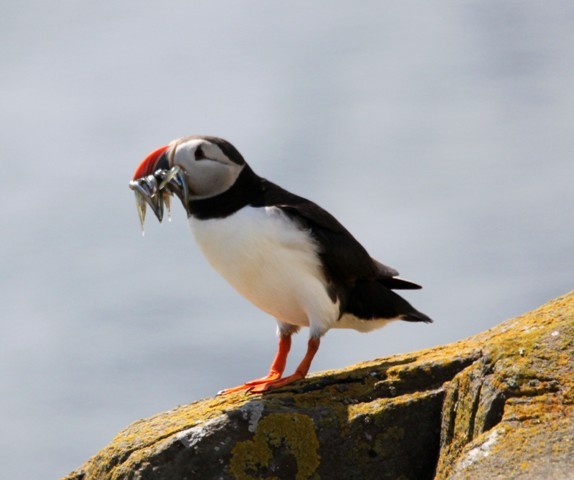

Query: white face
<box><xmin>168</xmin><ymin>138</ymin><xmax>245</xmax><ymax>199</ymax></box>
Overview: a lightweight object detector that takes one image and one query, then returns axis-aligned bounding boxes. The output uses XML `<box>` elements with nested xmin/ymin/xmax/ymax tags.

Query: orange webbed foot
<box><xmin>218</xmin><ymin>372</ymin><xmax>282</xmax><ymax>395</ymax></box>
<box><xmin>218</xmin><ymin>334</ymin><xmax>293</xmax><ymax>395</ymax></box>
<box><xmin>218</xmin><ymin>337</ymin><xmax>320</xmax><ymax>395</ymax></box>
<box><xmin>247</xmin><ymin>371</ymin><xmax>306</xmax><ymax>393</ymax></box>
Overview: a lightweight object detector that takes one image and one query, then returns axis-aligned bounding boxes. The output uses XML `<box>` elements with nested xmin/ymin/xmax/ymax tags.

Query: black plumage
<box><xmin>187</xmin><ymin>164</ymin><xmax>432</xmax><ymax>326</ymax></box>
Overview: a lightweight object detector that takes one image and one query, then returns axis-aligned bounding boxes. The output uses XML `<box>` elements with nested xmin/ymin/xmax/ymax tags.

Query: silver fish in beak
<box><xmin>129</xmin><ymin>173</ymin><xmax>162</xmax><ymax>222</ymax></box>
<box><xmin>129</xmin><ymin>165</ymin><xmax>189</xmax><ymax>234</ymax></box>
<box><xmin>157</xmin><ymin>166</ymin><xmax>190</xmax><ymax>215</ymax></box>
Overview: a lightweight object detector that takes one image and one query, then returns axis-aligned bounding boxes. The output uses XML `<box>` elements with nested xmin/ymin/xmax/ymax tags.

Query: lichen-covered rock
<box><xmin>63</xmin><ymin>291</ymin><xmax>574</xmax><ymax>480</ymax></box>
<box><xmin>435</xmin><ymin>291</ymin><xmax>574</xmax><ymax>480</ymax></box>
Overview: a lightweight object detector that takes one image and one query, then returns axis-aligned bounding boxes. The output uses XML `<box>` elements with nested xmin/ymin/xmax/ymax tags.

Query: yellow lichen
<box><xmin>230</xmin><ymin>413</ymin><xmax>320</xmax><ymax>480</ymax></box>
<box><xmin>434</xmin><ymin>291</ymin><xmax>574</xmax><ymax>479</ymax></box>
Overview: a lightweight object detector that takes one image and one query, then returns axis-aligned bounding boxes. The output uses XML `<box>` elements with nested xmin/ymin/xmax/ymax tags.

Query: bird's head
<box><xmin>129</xmin><ymin>135</ymin><xmax>246</xmax><ymax>231</ymax></box>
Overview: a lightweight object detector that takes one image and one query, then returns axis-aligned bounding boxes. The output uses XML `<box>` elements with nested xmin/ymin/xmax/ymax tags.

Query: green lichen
<box><xmin>230</xmin><ymin>413</ymin><xmax>320</xmax><ymax>480</ymax></box>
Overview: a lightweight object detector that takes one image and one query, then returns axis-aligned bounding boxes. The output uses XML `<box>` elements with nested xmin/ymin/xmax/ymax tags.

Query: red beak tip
<box><xmin>133</xmin><ymin>145</ymin><xmax>169</xmax><ymax>180</ymax></box>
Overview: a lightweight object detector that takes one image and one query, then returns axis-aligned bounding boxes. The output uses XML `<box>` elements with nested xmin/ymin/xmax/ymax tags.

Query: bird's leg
<box><xmin>218</xmin><ymin>334</ymin><xmax>292</xmax><ymax>395</ymax></box>
<box><xmin>249</xmin><ymin>337</ymin><xmax>320</xmax><ymax>393</ymax></box>
<box><xmin>245</xmin><ymin>334</ymin><xmax>292</xmax><ymax>383</ymax></box>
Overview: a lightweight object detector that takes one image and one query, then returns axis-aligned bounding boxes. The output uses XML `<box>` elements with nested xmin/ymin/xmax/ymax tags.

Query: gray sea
<box><xmin>2</xmin><ymin>1</ymin><xmax>573</xmax><ymax>478</ymax></box>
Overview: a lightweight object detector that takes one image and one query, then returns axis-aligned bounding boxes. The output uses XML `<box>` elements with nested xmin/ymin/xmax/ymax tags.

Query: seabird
<box><xmin>130</xmin><ymin>135</ymin><xmax>432</xmax><ymax>393</ymax></box>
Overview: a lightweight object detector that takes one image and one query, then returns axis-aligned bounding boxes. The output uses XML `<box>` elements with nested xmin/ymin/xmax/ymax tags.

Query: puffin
<box><xmin>130</xmin><ymin>135</ymin><xmax>432</xmax><ymax>394</ymax></box>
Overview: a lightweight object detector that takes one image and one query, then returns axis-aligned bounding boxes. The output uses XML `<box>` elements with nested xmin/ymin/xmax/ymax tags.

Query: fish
<box><xmin>128</xmin><ymin>165</ymin><xmax>186</xmax><ymax>234</ymax></box>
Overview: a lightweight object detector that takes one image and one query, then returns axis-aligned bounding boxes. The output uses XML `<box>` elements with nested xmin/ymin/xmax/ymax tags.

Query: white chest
<box><xmin>188</xmin><ymin>207</ymin><xmax>338</xmax><ymax>331</ymax></box>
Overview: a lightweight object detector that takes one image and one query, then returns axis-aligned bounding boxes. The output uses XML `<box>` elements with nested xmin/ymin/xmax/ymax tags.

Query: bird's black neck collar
<box><xmin>187</xmin><ymin>166</ymin><xmax>265</xmax><ymax>220</ymax></box>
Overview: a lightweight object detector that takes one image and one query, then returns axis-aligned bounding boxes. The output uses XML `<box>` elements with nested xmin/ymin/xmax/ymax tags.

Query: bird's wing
<box><xmin>276</xmin><ymin>201</ymin><xmax>378</xmax><ymax>284</ymax></box>
<box><xmin>258</xmin><ymin>180</ymin><xmax>381</xmax><ymax>284</ymax></box>
<box><xmin>257</xmin><ymin>179</ymin><xmax>424</xmax><ymax>291</ymax></box>
<box><xmin>372</xmin><ymin>258</ymin><xmax>399</xmax><ymax>278</ymax></box>
<box><xmin>371</xmin><ymin>258</ymin><xmax>422</xmax><ymax>290</ymax></box>
<box><xmin>281</xmin><ymin>203</ymin><xmax>423</xmax><ymax>290</ymax></box>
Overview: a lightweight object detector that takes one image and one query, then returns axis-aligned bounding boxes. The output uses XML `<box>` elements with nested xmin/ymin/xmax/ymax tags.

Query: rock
<box><xmin>63</xmin><ymin>291</ymin><xmax>574</xmax><ymax>480</ymax></box>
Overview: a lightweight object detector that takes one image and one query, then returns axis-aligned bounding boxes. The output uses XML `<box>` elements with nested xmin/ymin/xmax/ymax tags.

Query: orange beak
<box><xmin>132</xmin><ymin>145</ymin><xmax>169</xmax><ymax>180</ymax></box>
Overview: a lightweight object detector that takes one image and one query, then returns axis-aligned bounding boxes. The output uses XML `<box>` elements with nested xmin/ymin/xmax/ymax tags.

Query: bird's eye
<box><xmin>195</xmin><ymin>146</ymin><xmax>207</xmax><ymax>161</ymax></box>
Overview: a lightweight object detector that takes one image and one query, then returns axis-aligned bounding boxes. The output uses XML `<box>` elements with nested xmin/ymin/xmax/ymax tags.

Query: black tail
<box><xmin>345</xmin><ymin>280</ymin><xmax>433</xmax><ymax>323</ymax></box>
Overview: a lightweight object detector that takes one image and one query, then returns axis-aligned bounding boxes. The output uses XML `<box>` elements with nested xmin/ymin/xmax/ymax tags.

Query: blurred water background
<box><xmin>1</xmin><ymin>1</ymin><xmax>573</xmax><ymax>478</ymax></box>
